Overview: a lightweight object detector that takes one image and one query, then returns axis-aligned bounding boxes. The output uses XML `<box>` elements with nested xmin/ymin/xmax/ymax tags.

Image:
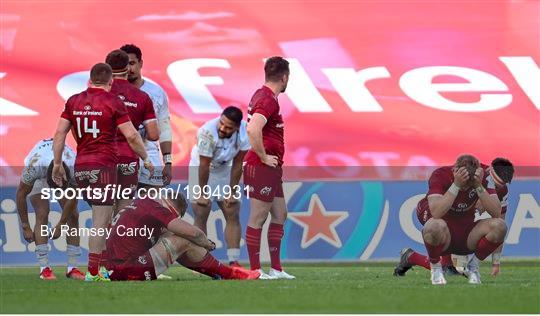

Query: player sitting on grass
<box><xmin>393</xmin><ymin>154</ymin><xmax>505</xmax><ymax>285</ymax></box>
<box><xmin>105</xmin><ymin>193</ymin><xmax>260</xmax><ymax>281</ymax></box>
<box><xmin>394</xmin><ymin>157</ymin><xmax>514</xmax><ymax>279</ymax></box>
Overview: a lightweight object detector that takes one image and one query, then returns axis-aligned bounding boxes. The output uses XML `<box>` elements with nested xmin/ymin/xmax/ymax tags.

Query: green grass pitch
<box><xmin>1</xmin><ymin>261</ymin><xmax>539</xmax><ymax>313</ymax></box>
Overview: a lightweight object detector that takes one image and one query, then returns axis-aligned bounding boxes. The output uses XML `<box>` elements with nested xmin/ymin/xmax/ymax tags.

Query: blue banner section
<box><xmin>1</xmin><ymin>180</ymin><xmax>539</xmax><ymax>265</ymax></box>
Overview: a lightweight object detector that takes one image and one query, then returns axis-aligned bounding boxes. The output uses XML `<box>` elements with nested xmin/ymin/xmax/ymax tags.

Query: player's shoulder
<box><xmin>199</xmin><ymin>117</ymin><xmax>219</xmax><ymax>137</ymax></box>
<box><xmin>141</xmin><ymin>79</ymin><xmax>166</xmax><ymax>97</ymax></box>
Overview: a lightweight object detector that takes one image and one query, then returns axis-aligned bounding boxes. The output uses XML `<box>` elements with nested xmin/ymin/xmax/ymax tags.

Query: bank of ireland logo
<box><xmin>282</xmin><ymin>181</ymin><xmax>386</xmax><ymax>260</ymax></box>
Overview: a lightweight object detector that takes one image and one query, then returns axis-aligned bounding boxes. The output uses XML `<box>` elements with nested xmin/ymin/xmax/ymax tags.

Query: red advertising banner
<box><xmin>1</xmin><ymin>1</ymin><xmax>539</xmax><ymax>179</ymax></box>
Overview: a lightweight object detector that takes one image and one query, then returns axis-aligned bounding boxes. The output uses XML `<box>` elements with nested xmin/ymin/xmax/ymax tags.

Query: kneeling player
<box><xmin>402</xmin><ymin>155</ymin><xmax>505</xmax><ymax>285</ymax></box>
<box><xmin>394</xmin><ymin>157</ymin><xmax>514</xmax><ymax>279</ymax></box>
<box><xmin>106</xmin><ymin>195</ymin><xmax>260</xmax><ymax>281</ymax></box>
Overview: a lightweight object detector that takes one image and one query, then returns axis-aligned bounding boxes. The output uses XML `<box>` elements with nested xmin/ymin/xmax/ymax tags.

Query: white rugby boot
<box><xmin>430</xmin><ymin>261</ymin><xmax>447</xmax><ymax>285</ymax></box>
<box><xmin>466</xmin><ymin>254</ymin><xmax>482</xmax><ymax>284</ymax></box>
<box><xmin>257</xmin><ymin>269</ymin><xmax>277</xmax><ymax>280</ymax></box>
<box><xmin>268</xmin><ymin>268</ymin><xmax>296</xmax><ymax>279</ymax></box>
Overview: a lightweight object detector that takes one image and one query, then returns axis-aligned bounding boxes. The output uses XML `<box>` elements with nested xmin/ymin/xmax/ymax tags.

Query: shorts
<box><xmin>109</xmin><ymin>250</ymin><xmax>157</xmax><ymax>281</ymax></box>
<box><xmin>416</xmin><ymin>199</ymin><xmax>476</xmax><ymax>256</ymax></box>
<box><xmin>117</xmin><ymin>156</ymin><xmax>139</xmax><ymax>198</ymax></box>
<box><xmin>188</xmin><ymin>165</ymin><xmax>234</xmax><ymax>202</ymax></box>
<box><xmin>243</xmin><ymin>164</ymin><xmax>284</xmax><ymax>203</ymax></box>
<box><xmin>74</xmin><ymin>164</ymin><xmax>117</xmax><ymax>206</ymax></box>
<box><xmin>138</xmin><ymin>149</ymin><xmax>164</xmax><ymax>187</ymax></box>
<box><xmin>29</xmin><ymin>179</ymin><xmax>46</xmax><ymax>197</ymax></box>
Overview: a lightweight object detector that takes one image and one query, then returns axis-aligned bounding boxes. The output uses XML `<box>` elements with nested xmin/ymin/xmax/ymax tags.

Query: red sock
<box><xmin>178</xmin><ymin>252</ymin><xmax>233</xmax><ymax>279</ymax></box>
<box><xmin>441</xmin><ymin>254</ymin><xmax>453</xmax><ymax>267</ymax></box>
<box><xmin>246</xmin><ymin>226</ymin><xmax>262</xmax><ymax>270</ymax></box>
<box><xmin>408</xmin><ymin>251</ymin><xmax>430</xmax><ymax>270</ymax></box>
<box><xmin>424</xmin><ymin>242</ymin><xmax>445</xmax><ymax>264</ymax></box>
<box><xmin>100</xmin><ymin>250</ymin><xmax>109</xmax><ymax>270</ymax></box>
<box><xmin>88</xmin><ymin>252</ymin><xmax>101</xmax><ymax>276</ymax></box>
<box><xmin>475</xmin><ymin>236</ymin><xmax>502</xmax><ymax>260</ymax></box>
<box><xmin>268</xmin><ymin>223</ymin><xmax>284</xmax><ymax>271</ymax></box>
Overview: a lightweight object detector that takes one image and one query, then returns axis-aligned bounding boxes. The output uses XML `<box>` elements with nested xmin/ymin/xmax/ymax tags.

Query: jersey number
<box><xmin>76</xmin><ymin>117</ymin><xmax>100</xmax><ymax>138</ymax></box>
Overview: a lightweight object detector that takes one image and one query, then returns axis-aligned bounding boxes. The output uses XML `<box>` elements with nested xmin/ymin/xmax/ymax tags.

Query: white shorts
<box><xmin>188</xmin><ymin>165</ymin><xmax>232</xmax><ymax>203</ymax></box>
<box><xmin>138</xmin><ymin>150</ymin><xmax>164</xmax><ymax>187</ymax></box>
<box><xmin>29</xmin><ymin>179</ymin><xmax>47</xmax><ymax>197</ymax></box>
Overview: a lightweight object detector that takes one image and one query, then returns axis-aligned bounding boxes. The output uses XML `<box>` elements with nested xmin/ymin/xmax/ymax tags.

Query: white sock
<box><xmin>36</xmin><ymin>244</ymin><xmax>49</xmax><ymax>271</ymax></box>
<box><xmin>66</xmin><ymin>244</ymin><xmax>81</xmax><ymax>269</ymax></box>
<box><xmin>227</xmin><ymin>248</ymin><xmax>240</xmax><ymax>263</ymax></box>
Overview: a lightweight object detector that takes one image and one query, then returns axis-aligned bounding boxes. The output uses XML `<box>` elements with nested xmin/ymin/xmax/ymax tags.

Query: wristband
<box><xmin>163</xmin><ymin>153</ymin><xmax>172</xmax><ymax>164</ymax></box>
<box><xmin>476</xmin><ymin>186</ymin><xmax>486</xmax><ymax>194</ymax></box>
<box><xmin>448</xmin><ymin>183</ymin><xmax>460</xmax><ymax>196</ymax></box>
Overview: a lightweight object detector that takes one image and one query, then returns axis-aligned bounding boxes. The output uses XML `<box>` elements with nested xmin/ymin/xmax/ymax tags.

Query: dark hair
<box><xmin>46</xmin><ymin>161</ymin><xmax>72</xmax><ymax>190</ymax></box>
<box><xmin>120</xmin><ymin>44</ymin><xmax>142</xmax><ymax>61</ymax></box>
<box><xmin>264</xmin><ymin>56</ymin><xmax>289</xmax><ymax>82</ymax></box>
<box><xmin>90</xmin><ymin>63</ymin><xmax>112</xmax><ymax>85</ymax></box>
<box><xmin>105</xmin><ymin>49</ymin><xmax>129</xmax><ymax>73</ymax></box>
<box><xmin>222</xmin><ymin>106</ymin><xmax>243</xmax><ymax>126</ymax></box>
<box><xmin>491</xmin><ymin>157</ymin><xmax>514</xmax><ymax>184</ymax></box>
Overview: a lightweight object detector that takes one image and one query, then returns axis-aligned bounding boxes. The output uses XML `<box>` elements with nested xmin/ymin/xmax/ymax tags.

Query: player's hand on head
<box><xmin>453</xmin><ymin>166</ymin><xmax>469</xmax><ymax>187</ymax></box>
<box><xmin>22</xmin><ymin>225</ymin><xmax>34</xmax><ymax>243</ymax></box>
<box><xmin>263</xmin><ymin>154</ymin><xmax>278</xmax><ymax>168</ymax></box>
<box><xmin>472</xmin><ymin>167</ymin><xmax>484</xmax><ymax>188</ymax></box>
<box><xmin>162</xmin><ymin>164</ymin><xmax>172</xmax><ymax>185</ymax></box>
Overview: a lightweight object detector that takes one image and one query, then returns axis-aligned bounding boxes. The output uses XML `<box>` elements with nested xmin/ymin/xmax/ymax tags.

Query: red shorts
<box><xmin>117</xmin><ymin>156</ymin><xmax>139</xmax><ymax>199</ymax></box>
<box><xmin>109</xmin><ymin>251</ymin><xmax>157</xmax><ymax>281</ymax></box>
<box><xmin>74</xmin><ymin>164</ymin><xmax>117</xmax><ymax>206</ymax></box>
<box><xmin>416</xmin><ymin>199</ymin><xmax>477</xmax><ymax>256</ymax></box>
<box><xmin>243</xmin><ymin>164</ymin><xmax>284</xmax><ymax>202</ymax></box>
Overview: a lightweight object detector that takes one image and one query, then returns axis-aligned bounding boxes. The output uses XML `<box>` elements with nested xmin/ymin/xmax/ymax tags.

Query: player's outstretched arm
<box><xmin>15</xmin><ymin>181</ymin><xmax>35</xmax><ymax>243</ymax></box>
<box><xmin>197</xmin><ymin>156</ymin><xmax>212</xmax><ymax>206</ymax></box>
<box><xmin>166</xmin><ymin>218</ymin><xmax>215</xmax><ymax>250</ymax></box>
<box><xmin>118</xmin><ymin>121</ymin><xmax>154</xmax><ymax>176</ymax></box>
<box><xmin>159</xmin><ymin>117</ymin><xmax>173</xmax><ymax>185</ymax></box>
<box><xmin>247</xmin><ymin>114</ymin><xmax>277</xmax><ymax>167</ymax></box>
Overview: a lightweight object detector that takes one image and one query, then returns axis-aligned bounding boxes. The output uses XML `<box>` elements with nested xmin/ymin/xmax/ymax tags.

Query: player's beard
<box><xmin>127</xmin><ymin>74</ymin><xmax>138</xmax><ymax>83</ymax></box>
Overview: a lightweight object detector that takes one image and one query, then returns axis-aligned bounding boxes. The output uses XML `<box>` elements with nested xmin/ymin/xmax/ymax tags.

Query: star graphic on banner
<box><xmin>288</xmin><ymin>194</ymin><xmax>349</xmax><ymax>249</ymax></box>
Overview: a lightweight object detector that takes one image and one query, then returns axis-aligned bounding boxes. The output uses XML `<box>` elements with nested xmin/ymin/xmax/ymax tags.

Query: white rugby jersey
<box><xmin>140</xmin><ymin>79</ymin><xmax>170</xmax><ymax>156</ymax></box>
<box><xmin>21</xmin><ymin>138</ymin><xmax>76</xmax><ymax>186</ymax></box>
<box><xmin>189</xmin><ymin>117</ymin><xmax>250</xmax><ymax>171</ymax></box>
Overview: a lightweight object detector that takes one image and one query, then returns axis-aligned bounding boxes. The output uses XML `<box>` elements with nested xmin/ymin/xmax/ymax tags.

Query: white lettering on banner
<box><xmin>399</xmin><ymin>194</ymin><xmax>425</xmax><ymax>244</ymax></box>
<box><xmin>400</xmin><ymin>66</ymin><xmax>512</xmax><ymax>112</ymax></box>
<box><xmin>167</xmin><ymin>58</ymin><xmax>230</xmax><ymax>114</ymax></box>
<box><xmin>285</xmin><ymin>58</ymin><xmax>332</xmax><ymax>112</ymax></box>
<box><xmin>55</xmin><ymin>56</ymin><xmax>538</xmax><ymax>114</ymax></box>
<box><xmin>499</xmin><ymin>57</ymin><xmax>540</xmax><ymax>110</ymax></box>
<box><xmin>506</xmin><ymin>194</ymin><xmax>540</xmax><ymax>244</ymax></box>
<box><xmin>0</xmin><ymin>198</ymin><xmax>26</xmax><ymax>251</ymax></box>
<box><xmin>323</xmin><ymin>67</ymin><xmax>391</xmax><ymax>112</ymax></box>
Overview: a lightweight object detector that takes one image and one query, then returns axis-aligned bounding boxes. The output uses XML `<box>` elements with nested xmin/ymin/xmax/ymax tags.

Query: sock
<box><xmin>227</xmin><ymin>248</ymin><xmax>240</xmax><ymax>263</ymax></box>
<box><xmin>35</xmin><ymin>244</ymin><xmax>49</xmax><ymax>272</ymax></box>
<box><xmin>66</xmin><ymin>244</ymin><xmax>81</xmax><ymax>270</ymax></box>
<box><xmin>441</xmin><ymin>254</ymin><xmax>453</xmax><ymax>267</ymax></box>
<box><xmin>178</xmin><ymin>252</ymin><xmax>233</xmax><ymax>279</ymax></box>
<box><xmin>424</xmin><ymin>242</ymin><xmax>445</xmax><ymax>264</ymax></box>
<box><xmin>408</xmin><ymin>251</ymin><xmax>430</xmax><ymax>270</ymax></box>
<box><xmin>268</xmin><ymin>223</ymin><xmax>284</xmax><ymax>271</ymax></box>
<box><xmin>475</xmin><ymin>236</ymin><xmax>503</xmax><ymax>260</ymax></box>
<box><xmin>246</xmin><ymin>226</ymin><xmax>262</xmax><ymax>270</ymax></box>
<box><xmin>100</xmin><ymin>249</ymin><xmax>109</xmax><ymax>270</ymax></box>
<box><xmin>88</xmin><ymin>252</ymin><xmax>101</xmax><ymax>276</ymax></box>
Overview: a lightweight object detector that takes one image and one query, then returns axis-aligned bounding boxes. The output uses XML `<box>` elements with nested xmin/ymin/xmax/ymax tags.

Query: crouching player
<box><xmin>106</xmin><ymin>194</ymin><xmax>261</xmax><ymax>281</ymax></box>
<box><xmin>412</xmin><ymin>154</ymin><xmax>505</xmax><ymax>285</ymax></box>
<box><xmin>394</xmin><ymin>157</ymin><xmax>514</xmax><ymax>279</ymax></box>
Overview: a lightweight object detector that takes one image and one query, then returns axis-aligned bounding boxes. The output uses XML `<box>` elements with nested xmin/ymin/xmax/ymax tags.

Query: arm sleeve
<box><xmin>60</xmin><ymin>98</ymin><xmax>73</xmax><ymax>121</ymax></box>
<box><xmin>427</xmin><ymin>169</ymin><xmax>448</xmax><ymax>196</ymax></box>
<box><xmin>252</xmin><ymin>98</ymin><xmax>278</xmax><ymax>121</ymax></box>
<box><xmin>196</xmin><ymin>128</ymin><xmax>215</xmax><ymax>158</ymax></box>
<box><xmin>142</xmin><ymin>94</ymin><xmax>157</xmax><ymax>124</ymax></box>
